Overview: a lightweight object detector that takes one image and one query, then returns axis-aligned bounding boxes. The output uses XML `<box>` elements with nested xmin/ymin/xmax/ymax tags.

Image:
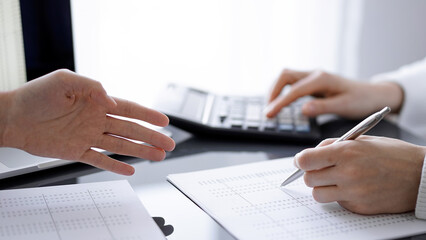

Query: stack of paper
<box><xmin>168</xmin><ymin>157</ymin><xmax>426</xmax><ymax>240</ymax></box>
<box><xmin>0</xmin><ymin>180</ymin><xmax>165</xmax><ymax>240</ymax></box>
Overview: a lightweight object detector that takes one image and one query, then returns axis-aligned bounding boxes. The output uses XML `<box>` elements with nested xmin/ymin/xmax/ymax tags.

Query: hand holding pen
<box><xmin>278</xmin><ymin>106</ymin><xmax>426</xmax><ymax>215</ymax></box>
<box><xmin>281</xmin><ymin>107</ymin><xmax>391</xmax><ymax>187</ymax></box>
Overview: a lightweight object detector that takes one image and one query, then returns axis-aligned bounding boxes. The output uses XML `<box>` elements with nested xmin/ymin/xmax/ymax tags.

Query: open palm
<box><xmin>2</xmin><ymin>70</ymin><xmax>175</xmax><ymax>175</ymax></box>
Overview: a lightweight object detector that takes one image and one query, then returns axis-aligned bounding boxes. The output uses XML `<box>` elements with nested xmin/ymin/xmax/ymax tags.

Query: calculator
<box><xmin>154</xmin><ymin>83</ymin><xmax>321</xmax><ymax>142</ymax></box>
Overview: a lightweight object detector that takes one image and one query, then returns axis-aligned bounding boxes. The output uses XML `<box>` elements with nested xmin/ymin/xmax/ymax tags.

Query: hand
<box><xmin>295</xmin><ymin>136</ymin><xmax>426</xmax><ymax>214</ymax></box>
<box><xmin>265</xmin><ymin>69</ymin><xmax>404</xmax><ymax>119</ymax></box>
<box><xmin>1</xmin><ymin>69</ymin><xmax>175</xmax><ymax>175</ymax></box>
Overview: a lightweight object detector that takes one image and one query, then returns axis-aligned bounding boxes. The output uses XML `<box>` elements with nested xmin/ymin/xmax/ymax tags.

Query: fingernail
<box><xmin>302</xmin><ymin>102</ymin><xmax>315</xmax><ymax>114</ymax></box>
<box><xmin>293</xmin><ymin>153</ymin><xmax>301</xmax><ymax>169</ymax></box>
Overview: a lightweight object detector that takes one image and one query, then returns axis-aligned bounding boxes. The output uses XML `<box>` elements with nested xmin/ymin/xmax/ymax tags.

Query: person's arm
<box><xmin>265</xmin><ymin>69</ymin><xmax>404</xmax><ymax>119</ymax></box>
<box><xmin>0</xmin><ymin>91</ymin><xmax>15</xmax><ymax>147</ymax></box>
<box><xmin>0</xmin><ymin>69</ymin><xmax>175</xmax><ymax>175</ymax></box>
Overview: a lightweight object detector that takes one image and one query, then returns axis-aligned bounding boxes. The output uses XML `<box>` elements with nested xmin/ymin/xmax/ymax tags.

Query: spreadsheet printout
<box><xmin>0</xmin><ymin>180</ymin><xmax>165</xmax><ymax>240</ymax></box>
<box><xmin>168</xmin><ymin>157</ymin><xmax>426</xmax><ymax>240</ymax></box>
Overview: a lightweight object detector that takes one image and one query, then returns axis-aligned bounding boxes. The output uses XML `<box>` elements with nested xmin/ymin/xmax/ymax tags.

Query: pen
<box><xmin>280</xmin><ymin>106</ymin><xmax>391</xmax><ymax>187</ymax></box>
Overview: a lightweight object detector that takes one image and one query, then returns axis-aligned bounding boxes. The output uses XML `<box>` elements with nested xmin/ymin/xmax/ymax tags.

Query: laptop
<box><xmin>0</xmin><ymin>148</ymin><xmax>70</xmax><ymax>179</ymax></box>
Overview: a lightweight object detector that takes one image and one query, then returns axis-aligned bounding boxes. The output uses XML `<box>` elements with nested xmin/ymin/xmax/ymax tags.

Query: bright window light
<box><xmin>71</xmin><ymin>0</ymin><xmax>344</xmax><ymax>108</ymax></box>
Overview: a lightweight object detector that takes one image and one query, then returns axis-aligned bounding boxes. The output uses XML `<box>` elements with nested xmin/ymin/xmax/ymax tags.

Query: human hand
<box><xmin>295</xmin><ymin>136</ymin><xmax>426</xmax><ymax>214</ymax></box>
<box><xmin>265</xmin><ymin>69</ymin><xmax>404</xmax><ymax>119</ymax></box>
<box><xmin>1</xmin><ymin>69</ymin><xmax>175</xmax><ymax>175</ymax></box>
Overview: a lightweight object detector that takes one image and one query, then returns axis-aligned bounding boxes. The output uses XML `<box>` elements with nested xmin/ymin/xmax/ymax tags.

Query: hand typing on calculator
<box><xmin>265</xmin><ymin>69</ymin><xmax>402</xmax><ymax>119</ymax></box>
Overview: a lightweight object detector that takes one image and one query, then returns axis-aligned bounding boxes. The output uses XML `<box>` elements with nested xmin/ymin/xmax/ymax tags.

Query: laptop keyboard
<box><xmin>215</xmin><ymin>96</ymin><xmax>311</xmax><ymax>133</ymax></box>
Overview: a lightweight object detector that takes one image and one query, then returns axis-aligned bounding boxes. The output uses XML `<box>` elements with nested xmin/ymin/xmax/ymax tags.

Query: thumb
<box><xmin>301</xmin><ymin>98</ymin><xmax>341</xmax><ymax>117</ymax></box>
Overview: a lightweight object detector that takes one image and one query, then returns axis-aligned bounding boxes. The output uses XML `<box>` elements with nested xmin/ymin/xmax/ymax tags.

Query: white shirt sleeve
<box><xmin>372</xmin><ymin>57</ymin><xmax>426</xmax><ymax>138</ymax></box>
<box><xmin>372</xmin><ymin>58</ymin><xmax>426</xmax><ymax>219</ymax></box>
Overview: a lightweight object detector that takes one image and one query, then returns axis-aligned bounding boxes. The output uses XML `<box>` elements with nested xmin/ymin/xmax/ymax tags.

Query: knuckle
<box><xmin>92</xmin><ymin>80</ymin><xmax>103</xmax><ymax>89</ymax></box>
<box><xmin>296</xmin><ymin>151</ymin><xmax>310</xmax><ymax>170</ymax></box>
<box><xmin>312</xmin><ymin>188</ymin><xmax>326</xmax><ymax>203</ymax></box>
<box><xmin>108</xmin><ymin>159</ymin><xmax>119</xmax><ymax>171</ymax></box>
<box><xmin>281</xmin><ymin>68</ymin><xmax>291</xmax><ymax>76</ymax></box>
<box><xmin>138</xmin><ymin>146</ymin><xmax>151</xmax><ymax>159</ymax></box>
<box><xmin>122</xmin><ymin>99</ymin><xmax>133</xmax><ymax>115</ymax></box>
<box><xmin>312</xmin><ymin>69</ymin><xmax>328</xmax><ymax>79</ymax></box>
<box><xmin>319</xmin><ymin>138</ymin><xmax>334</xmax><ymax>146</ymax></box>
<box><xmin>148</xmin><ymin>148</ymin><xmax>165</xmax><ymax>161</ymax></box>
<box><xmin>147</xmin><ymin>130</ymin><xmax>156</xmax><ymax>144</ymax></box>
<box><xmin>53</xmin><ymin>69</ymin><xmax>72</xmax><ymax>80</ymax></box>
<box><xmin>303</xmin><ymin>173</ymin><xmax>315</xmax><ymax>188</ymax></box>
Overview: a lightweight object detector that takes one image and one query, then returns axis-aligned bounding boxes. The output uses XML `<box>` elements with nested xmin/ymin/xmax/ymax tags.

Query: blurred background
<box><xmin>42</xmin><ymin>0</ymin><xmax>426</xmax><ymax>107</ymax></box>
<box><xmin>71</xmin><ymin>0</ymin><xmax>426</xmax><ymax>107</ymax></box>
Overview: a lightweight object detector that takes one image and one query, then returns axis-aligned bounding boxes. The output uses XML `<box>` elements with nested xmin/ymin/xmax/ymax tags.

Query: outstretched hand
<box><xmin>1</xmin><ymin>69</ymin><xmax>175</xmax><ymax>175</ymax></box>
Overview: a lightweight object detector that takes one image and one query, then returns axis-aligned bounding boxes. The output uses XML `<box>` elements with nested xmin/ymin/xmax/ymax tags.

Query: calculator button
<box><xmin>219</xmin><ymin>115</ymin><xmax>227</xmax><ymax>123</ymax></box>
<box><xmin>295</xmin><ymin>119</ymin><xmax>310</xmax><ymax>132</ymax></box>
<box><xmin>279</xmin><ymin>123</ymin><xmax>293</xmax><ymax>131</ymax></box>
<box><xmin>295</xmin><ymin>124</ymin><xmax>310</xmax><ymax>132</ymax></box>
<box><xmin>262</xmin><ymin>118</ymin><xmax>277</xmax><ymax>131</ymax></box>
<box><xmin>245</xmin><ymin>103</ymin><xmax>262</xmax><ymax>121</ymax></box>
<box><xmin>230</xmin><ymin>119</ymin><xmax>243</xmax><ymax>128</ymax></box>
<box><xmin>279</xmin><ymin>107</ymin><xmax>292</xmax><ymax>118</ymax></box>
<box><xmin>246</xmin><ymin>121</ymin><xmax>260</xmax><ymax>130</ymax></box>
<box><xmin>264</xmin><ymin>127</ymin><xmax>276</xmax><ymax>131</ymax></box>
<box><xmin>278</xmin><ymin>118</ymin><xmax>293</xmax><ymax>125</ymax></box>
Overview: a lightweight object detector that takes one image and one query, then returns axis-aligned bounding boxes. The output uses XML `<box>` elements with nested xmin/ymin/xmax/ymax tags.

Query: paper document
<box><xmin>0</xmin><ymin>180</ymin><xmax>165</xmax><ymax>240</ymax></box>
<box><xmin>168</xmin><ymin>157</ymin><xmax>426</xmax><ymax>240</ymax></box>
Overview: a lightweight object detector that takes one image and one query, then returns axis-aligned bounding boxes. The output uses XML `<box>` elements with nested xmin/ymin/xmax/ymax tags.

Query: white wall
<box><xmin>72</xmin><ymin>0</ymin><xmax>426</xmax><ymax>107</ymax></box>
<box><xmin>71</xmin><ymin>0</ymin><xmax>343</xmax><ymax>107</ymax></box>
<box><xmin>354</xmin><ymin>0</ymin><xmax>426</xmax><ymax>79</ymax></box>
<box><xmin>0</xmin><ymin>0</ymin><xmax>26</xmax><ymax>91</ymax></box>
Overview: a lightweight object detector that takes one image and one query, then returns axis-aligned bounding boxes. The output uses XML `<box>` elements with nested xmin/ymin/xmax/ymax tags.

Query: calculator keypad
<box><xmin>215</xmin><ymin>96</ymin><xmax>311</xmax><ymax>133</ymax></box>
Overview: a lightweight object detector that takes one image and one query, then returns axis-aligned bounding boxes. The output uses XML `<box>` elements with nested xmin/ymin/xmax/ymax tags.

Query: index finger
<box><xmin>295</xmin><ymin>142</ymin><xmax>347</xmax><ymax>171</ymax></box>
<box><xmin>108</xmin><ymin>97</ymin><xmax>169</xmax><ymax>127</ymax></box>
<box><xmin>268</xmin><ymin>69</ymin><xmax>309</xmax><ymax>103</ymax></box>
<box><xmin>266</xmin><ymin>71</ymin><xmax>329</xmax><ymax>118</ymax></box>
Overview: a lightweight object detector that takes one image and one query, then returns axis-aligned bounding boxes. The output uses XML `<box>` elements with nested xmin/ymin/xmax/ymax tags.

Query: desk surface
<box><xmin>1</xmin><ymin>118</ymin><xmax>426</xmax><ymax>239</ymax></box>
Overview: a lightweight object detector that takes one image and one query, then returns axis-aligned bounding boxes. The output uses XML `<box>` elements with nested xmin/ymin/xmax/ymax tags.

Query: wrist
<box><xmin>371</xmin><ymin>82</ymin><xmax>404</xmax><ymax>114</ymax></box>
<box><xmin>0</xmin><ymin>91</ymin><xmax>15</xmax><ymax>147</ymax></box>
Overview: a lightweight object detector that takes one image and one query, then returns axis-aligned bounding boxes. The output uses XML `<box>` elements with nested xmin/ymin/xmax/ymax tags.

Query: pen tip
<box><xmin>380</xmin><ymin>106</ymin><xmax>391</xmax><ymax>115</ymax></box>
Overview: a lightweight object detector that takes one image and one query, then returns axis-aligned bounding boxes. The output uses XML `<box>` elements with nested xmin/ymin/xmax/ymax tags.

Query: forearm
<box><xmin>0</xmin><ymin>91</ymin><xmax>14</xmax><ymax>147</ymax></box>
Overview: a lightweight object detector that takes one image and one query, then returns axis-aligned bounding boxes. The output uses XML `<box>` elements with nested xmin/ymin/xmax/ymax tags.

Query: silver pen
<box><xmin>280</xmin><ymin>106</ymin><xmax>391</xmax><ymax>187</ymax></box>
